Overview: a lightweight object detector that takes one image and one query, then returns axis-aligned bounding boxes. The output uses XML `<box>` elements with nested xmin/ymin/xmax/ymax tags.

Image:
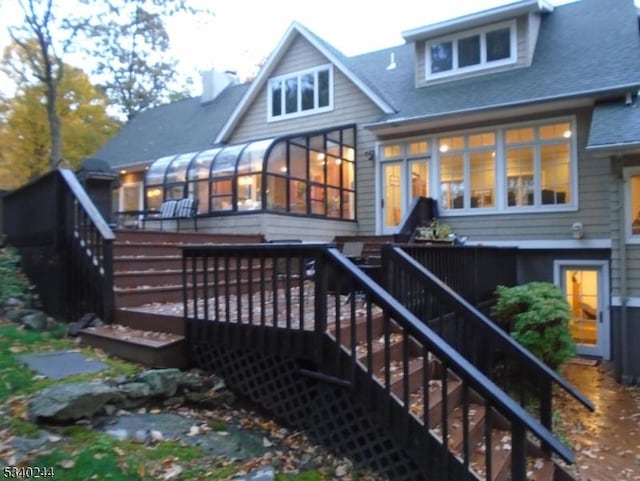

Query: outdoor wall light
<box><xmin>364</xmin><ymin>150</ymin><xmax>375</xmax><ymax>161</ymax></box>
<box><xmin>571</xmin><ymin>221</ymin><xmax>584</xmax><ymax>239</ymax></box>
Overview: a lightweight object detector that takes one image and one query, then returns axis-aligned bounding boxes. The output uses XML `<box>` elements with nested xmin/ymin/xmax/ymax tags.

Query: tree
<box><xmin>85</xmin><ymin>4</ymin><xmax>179</xmax><ymax>120</ymax></box>
<box><xmin>0</xmin><ymin>63</ymin><xmax>121</xmax><ymax>189</ymax></box>
<box><xmin>6</xmin><ymin>0</ymin><xmax>78</xmax><ymax>168</ymax></box>
<box><xmin>78</xmin><ymin>0</ymin><xmax>211</xmax><ymax>120</ymax></box>
<box><xmin>4</xmin><ymin>0</ymin><xmax>211</xmax><ymax>164</ymax></box>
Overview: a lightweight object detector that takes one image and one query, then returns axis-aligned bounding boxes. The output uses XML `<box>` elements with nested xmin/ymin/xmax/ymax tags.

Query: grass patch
<box><xmin>0</xmin><ymin>323</ymin><xmax>143</xmax><ymax>402</ymax></box>
<box><xmin>276</xmin><ymin>471</ymin><xmax>327</xmax><ymax>481</ymax></box>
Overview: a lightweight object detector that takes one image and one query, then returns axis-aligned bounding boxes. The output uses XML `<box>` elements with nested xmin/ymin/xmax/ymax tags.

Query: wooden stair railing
<box><xmin>2</xmin><ymin>168</ymin><xmax>115</xmax><ymax>323</ymax></box>
<box><xmin>382</xmin><ymin>245</ymin><xmax>594</xmax><ymax>435</ymax></box>
<box><xmin>182</xmin><ymin>243</ymin><xmax>579</xmax><ymax>480</ymax></box>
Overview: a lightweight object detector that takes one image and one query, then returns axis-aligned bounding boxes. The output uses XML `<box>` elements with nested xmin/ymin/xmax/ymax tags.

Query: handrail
<box><xmin>323</xmin><ymin>246</ymin><xmax>574</xmax><ymax>464</ymax></box>
<box><xmin>394</xmin><ymin>196</ymin><xmax>438</xmax><ymax>243</ymax></box>
<box><xmin>181</xmin><ymin>242</ymin><xmax>576</xmax><ymax>474</ymax></box>
<box><xmin>58</xmin><ymin>169</ymin><xmax>115</xmax><ymax>240</ymax></box>
<box><xmin>387</xmin><ymin>245</ymin><xmax>594</xmax><ymax>412</ymax></box>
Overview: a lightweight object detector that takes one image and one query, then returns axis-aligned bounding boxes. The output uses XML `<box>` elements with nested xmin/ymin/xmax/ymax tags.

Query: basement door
<box><xmin>554</xmin><ymin>261</ymin><xmax>610</xmax><ymax>359</ymax></box>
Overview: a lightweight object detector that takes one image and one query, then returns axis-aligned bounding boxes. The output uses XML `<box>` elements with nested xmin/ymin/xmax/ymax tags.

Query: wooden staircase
<box><xmin>333</xmin><ymin>313</ymin><xmax>569</xmax><ymax>481</ymax></box>
<box><xmin>79</xmin><ymin>229</ymin><xmax>264</xmax><ymax>367</ymax></box>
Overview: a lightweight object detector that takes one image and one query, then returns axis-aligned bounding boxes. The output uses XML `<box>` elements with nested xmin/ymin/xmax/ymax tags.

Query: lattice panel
<box><xmin>190</xmin><ymin>341</ymin><xmax>428</xmax><ymax>481</ymax></box>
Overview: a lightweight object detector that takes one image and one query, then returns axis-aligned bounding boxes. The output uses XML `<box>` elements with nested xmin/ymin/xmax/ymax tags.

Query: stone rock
<box><xmin>20</xmin><ymin>310</ymin><xmax>48</xmax><ymax>331</ymax></box>
<box><xmin>120</xmin><ymin>382</ymin><xmax>151</xmax><ymax>399</ymax></box>
<box><xmin>184</xmin><ymin>390</ymin><xmax>236</xmax><ymax>409</ymax></box>
<box><xmin>4</xmin><ymin>297</ymin><xmax>25</xmax><ymax>310</ymax></box>
<box><xmin>29</xmin><ymin>382</ymin><xmax>122</xmax><ymax>422</ymax></box>
<box><xmin>67</xmin><ymin>313</ymin><xmax>103</xmax><ymax>337</ymax></box>
<box><xmin>179</xmin><ymin>370</ymin><xmax>216</xmax><ymax>393</ymax></box>
<box><xmin>234</xmin><ymin>467</ymin><xmax>275</xmax><ymax>481</ymax></box>
<box><xmin>136</xmin><ymin>369</ymin><xmax>182</xmax><ymax>398</ymax></box>
<box><xmin>5</xmin><ymin>308</ymin><xmax>39</xmax><ymax>324</ymax></box>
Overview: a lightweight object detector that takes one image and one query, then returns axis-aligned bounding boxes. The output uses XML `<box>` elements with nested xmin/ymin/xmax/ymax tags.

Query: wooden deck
<box><xmin>123</xmin><ymin>292</ymin><xmax>640</xmax><ymax>480</ymax></box>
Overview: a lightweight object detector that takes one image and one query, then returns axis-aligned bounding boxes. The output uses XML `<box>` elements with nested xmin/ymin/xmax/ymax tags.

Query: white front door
<box><xmin>555</xmin><ymin>261</ymin><xmax>610</xmax><ymax>359</ymax></box>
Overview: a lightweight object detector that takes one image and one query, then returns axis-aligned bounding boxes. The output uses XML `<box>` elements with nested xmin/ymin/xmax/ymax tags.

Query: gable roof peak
<box><xmin>214</xmin><ymin>20</ymin><xmax>395</xmax><ymax>143</ymax></box>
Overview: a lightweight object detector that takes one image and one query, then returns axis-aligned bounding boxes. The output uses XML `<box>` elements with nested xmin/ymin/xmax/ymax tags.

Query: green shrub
<box><xmin>0</xmin><ymin>247</ymin><xmax>33</xmax><ymax>304</ymax></box>
<box><xmin>491</xmin><ymin>282</ymin><xmax>575</xmax><ymax>370</ymax></box>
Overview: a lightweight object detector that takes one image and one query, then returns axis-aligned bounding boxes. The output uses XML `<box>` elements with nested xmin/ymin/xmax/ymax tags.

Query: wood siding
<box><xmin>226</xmin><ymin>33</ymin><xmax>385</xmax><ymax>237</ymax></box>
<box><xmin>414</xmin><ymin>15</ymin><xmax>531</xmax><ymax>88</ymax></box>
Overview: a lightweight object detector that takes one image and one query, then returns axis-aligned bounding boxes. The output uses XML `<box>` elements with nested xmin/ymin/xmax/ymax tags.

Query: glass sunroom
<box><xmin>144</xmin><ymin>125</ymin><xmax>356</xmax><ymax>221</ymax></box>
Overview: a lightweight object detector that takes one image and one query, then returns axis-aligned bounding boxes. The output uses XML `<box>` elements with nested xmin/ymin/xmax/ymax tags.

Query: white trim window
<box><xmin>624</xmin><ymin>166</ymin><xmax>640</xmax><ymax>243</ymax></box>
<box><xmin>439</xmin><ymin>132</ymin><xmax>496</xmax><ymax>210</ymax></box>
<box><xmin>426</xmin><ymin>20</ymin><xmax>517</xmax><ymax>80</ymax></box>
<box><xmin>268</xmin><ymin>65</ymin><xmax>333</xmax><ymax>121</ymax></box>
<box><xmin>505</xmin><ymin>122</ymin><xmax>573</xmax><ymax>210</ymax></box>
<box><xmin>378</xmin><ymin>117</ymin><xmax>577</xmax><ymax>217</ymax></box>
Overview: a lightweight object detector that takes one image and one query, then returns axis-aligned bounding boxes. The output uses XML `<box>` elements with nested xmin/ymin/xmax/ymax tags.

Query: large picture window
<box><xmin>427</xmin><ymin>21</ymin><xmax>516</xmax><ymax>79</ymax></box>
<box><xmin>268</xmin><ymin>65</ymin><xmax>333</xmax><ymax>121</ymax></box>
<box><xmin>379</xmin><ymin>118</ymin><xmax>576</xmax><ymax>220</ymax></box>
<box><xmin>438</xmin><ymin>132</ymin><xmax>496</xmax><ymax>210</ymax></box>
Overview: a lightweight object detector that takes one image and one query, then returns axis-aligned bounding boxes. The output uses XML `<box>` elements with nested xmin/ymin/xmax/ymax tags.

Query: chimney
<box><xmin>200</xmin><ymin>69</ymin><xmax>238</xmax><ymax>104</ymax></box>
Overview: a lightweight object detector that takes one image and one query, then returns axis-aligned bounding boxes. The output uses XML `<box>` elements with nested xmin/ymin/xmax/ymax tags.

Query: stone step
<box><xmin>79</xmin><ymin>324</ymin><xmax>186</xmax><ymax>368</ymax></box>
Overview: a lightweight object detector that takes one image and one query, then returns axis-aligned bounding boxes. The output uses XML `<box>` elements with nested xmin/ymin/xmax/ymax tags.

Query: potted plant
<box><xmin>412</xmin><ymin>218</ymin><xmax>454</xmax><ymax>244</ymax></box>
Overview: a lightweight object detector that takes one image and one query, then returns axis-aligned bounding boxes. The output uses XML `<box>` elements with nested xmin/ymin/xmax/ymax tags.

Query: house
<box><xmin>94</xmin><ymin>0</ymin><xmax>640</xmax><ymax>385</ymax></box>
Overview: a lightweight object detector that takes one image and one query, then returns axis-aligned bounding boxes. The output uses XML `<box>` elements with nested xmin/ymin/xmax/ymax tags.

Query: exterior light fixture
<box><xmin>364</xmin><ymin>150</ymin><xmax>375</xmax><ymax>161</ymax></box>
<box><xmin>571</xmin><ymin>221</ymin><xmax>584</xmax><ymax>239</ymax></box>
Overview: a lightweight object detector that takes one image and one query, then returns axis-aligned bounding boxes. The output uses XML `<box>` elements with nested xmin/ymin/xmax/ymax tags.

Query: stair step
<box><xmin>114</xmin><ymin>308</ymin><xmax>185</xmax><ymax>336</ymax></box>
<box><xmin>469</xmin><ymin>429</ymin><xmax>512</xmax><ymax>481</ymax></box>
<box><xmin>114</xmin><ymin>242</ymin><xmax>182</xmax><ymax>256</ymax></box>
<box><xmin>528</xmin><ymin>458</ymin><xmax>556</xmax><ymax>481</ymax></box>
<box><xmin>79</xmin><ymin>324</ymin><xmax>186</xmax><ymax>368</ymax></box>
<box><xmin>432</xmin><ymin>403</ymin><xmax>486</xmax><ymax>453</ymax></box>
<box><xmin>409</xmin><ymin>377</ymin><xmax>464</xmax><ymax>427</ymax></box>
<box><xmin>114</xmin><ymin>255</ymin><xmax>183</xmax><ymax>272</ymax></box>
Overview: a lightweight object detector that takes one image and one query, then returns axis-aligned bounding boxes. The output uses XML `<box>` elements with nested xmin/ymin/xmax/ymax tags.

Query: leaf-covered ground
<box><xmin>0</xmin><ymin>321</ymin><xmax>384</xmax><ymax>480</ymax></box>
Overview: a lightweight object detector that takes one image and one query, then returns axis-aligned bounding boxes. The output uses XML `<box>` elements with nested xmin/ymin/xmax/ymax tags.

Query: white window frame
<box><xmin>425</xmin><ymin>20</ymin><xmax>517</xmax><ymax>80</ymax></box>
<box><xmin>267</xmin><ymin>64</ymin><xmax>334</xmax><ymax>122</ymax></box>
<box><xmin>623</xmin><ymin>166</ymin><xmax>640</xmax><ymax>244</ymax></box>
<box><xmin>376</xmin><ymin>117</ymin><xmax>578</xmax><ymax>219</ymax></box>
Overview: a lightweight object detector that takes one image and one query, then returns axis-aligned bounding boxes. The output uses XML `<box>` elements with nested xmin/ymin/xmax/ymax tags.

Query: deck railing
<box><xmin>383</xmin><ymin>245</ymin><xmax>594</xmax><ymax>435</ymax></box>
<box><xmin>182</xmin><ymin>243</ymin><xmax>575</xmax><ymax>480</ymax></box>
<box><xmin>399</xmin><ymin>244</ymin><xmax>518</xmax><ymax>306</ymax></box>
<box><xmin>2</xmin><ymin>169</ymin><xmax>114</xmax><ymax>322</ymax></box>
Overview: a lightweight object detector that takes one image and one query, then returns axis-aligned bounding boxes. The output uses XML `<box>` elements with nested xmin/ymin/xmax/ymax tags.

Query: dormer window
<box><xmin>268</xmin><ymin>65</ymin><xmax>333</xmax><ymax>121</ymax></box>
<box><xmin>426</xmin><ymin>20</ymin><xmax>516</xmax><ymax>79</ymax></box>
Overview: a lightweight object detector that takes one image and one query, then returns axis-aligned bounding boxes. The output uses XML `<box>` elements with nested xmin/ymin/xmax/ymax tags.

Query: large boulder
<box><xmin>29</xmin><ymin>382</ymin><xmax>122</xmax><ymax>422</ymax></box>
<box><xmin>135</xmin><ymin>369</ymin><xmax>182</xmax><ymax>398</ymax></box>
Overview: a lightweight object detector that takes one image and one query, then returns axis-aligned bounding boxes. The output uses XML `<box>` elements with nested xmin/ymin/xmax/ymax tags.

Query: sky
<box><xmin>0</xmin><ymin>0</ymin><xmax>579</xmax><ymax>97</ymax></box>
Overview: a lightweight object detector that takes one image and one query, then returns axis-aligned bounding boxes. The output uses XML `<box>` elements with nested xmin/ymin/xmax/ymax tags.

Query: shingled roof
<box><xmin>93</xmin><ymin>83</ymin><xmax>250</xmax><ymax>168</ymax></box>
<box><xmin>350</xmin><ymin>0</ymin><xmax>640</xmax><ymax>126</ymax></box>
<box><xmin>95</xmin><ymin>0</ymin><xmax>640</xmax><ymax>167</ymax></box>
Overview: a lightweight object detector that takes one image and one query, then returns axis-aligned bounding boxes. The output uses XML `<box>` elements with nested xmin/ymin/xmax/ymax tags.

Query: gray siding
<box><xmin>414</xmin><ymin>15</ymin><xmax>531</xmax><ymax>88</ymax></box>
<box><xmin>609</xmin><ymin>154</ymin><xmax>640</xmax><ymax>298</ymax></box>
<box><xmin>611</xmin><ymin>306</ymin><xmax>640</xmax><ymax>385</ymax></box>
<box><xmin>226</xmin><ymin>33</ymin><xmax>386</xmax><ymax>237</ymax></box>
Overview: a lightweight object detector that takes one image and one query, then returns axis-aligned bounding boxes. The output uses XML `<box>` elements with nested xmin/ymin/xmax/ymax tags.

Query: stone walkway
<box><xmin>557</xmin><ymin>362</ymin><xmax>640</xmax><ymax>481</ymax></box>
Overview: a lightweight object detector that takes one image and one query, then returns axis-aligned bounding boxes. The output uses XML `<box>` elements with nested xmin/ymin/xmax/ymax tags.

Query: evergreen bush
<box><xmin>491</xmin><ymin>282</ymin><xmax>575</xmax><ymax>370</ymax></box>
